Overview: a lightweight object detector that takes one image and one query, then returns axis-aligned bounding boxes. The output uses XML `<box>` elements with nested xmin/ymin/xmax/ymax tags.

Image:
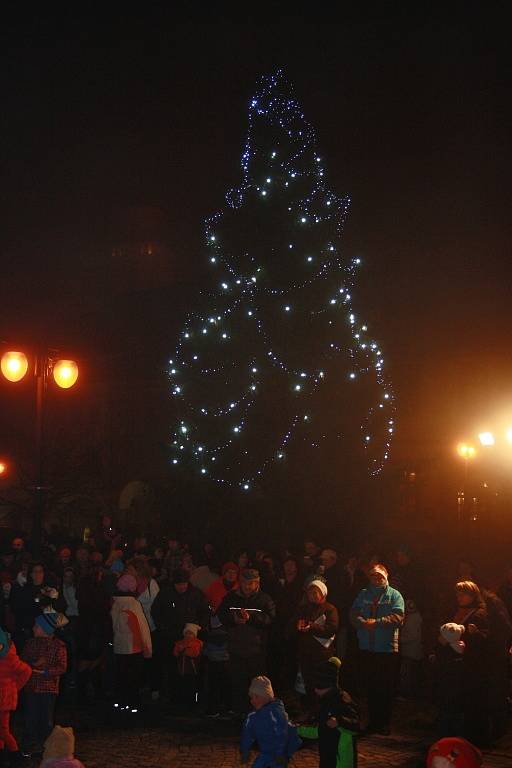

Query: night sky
<box><xmin>1</xmin><ymin>10</ymin><xmax>511</xmax><ymax>485</ymax></box>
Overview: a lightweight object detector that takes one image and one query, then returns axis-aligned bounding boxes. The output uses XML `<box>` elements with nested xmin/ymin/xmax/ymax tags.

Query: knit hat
<box><xmin>440</xmin><ymin>622</ymin><xmax>466</xmax><ymax>654</ymax></box>
<box><xmin>35</xmin><ymin>611</ymin><xmax>60</xmax><ymax>636</ymax></box>
<box><xmin>369</xmin><ymin>564</ymin><xmax>388</xmax><ymax>582</ymax></box>
<box><xmin>172</xmin><ymin>568</ymin><xmax>189</xmax><ymax>584</ymax></box>
<box><xmin>43</xmin><ymin>725</ymin><xmax>75</xmax><ymax>760</ymax></box>
<box><xmin>248</xmin><ymin>675</ymin><xmax>274</xmax><ymax>700</ymax></box>
<box><xmin>308</xmin><ymin>579</ymin><xmax>328</xmax><ymax>598</ymax></box>
<box><xmin>240</xmin><ymin>568</ymin><xmax>260</xmax><ymax>581</ymax></box>
<box><xmin>222</xmin><ymin>561</ymin><xmax>239</xmax><ymax>576</ymax></box>
<box><xmin>0</xmin><ymin>626</ymin><xmax>9</xmax><ymax>658</ymax></box>
<box><xmin>117</xmin><ymin>573</ymin><xmax>137</xmax><ymax>593</ymax></box>
<box><xmin>313</xmin><ymin>656</ymin><xmax>342</xmax><ymax>690</ymax></box>
<box><xmin>183</xmin><ymin>623</ymin><xmax>201</xmax><ymax>637</ymax></box>
<box><xmin>427</xmin><ymin>737</ymin><xmax>482</xmax><ymax>768</ymax></box>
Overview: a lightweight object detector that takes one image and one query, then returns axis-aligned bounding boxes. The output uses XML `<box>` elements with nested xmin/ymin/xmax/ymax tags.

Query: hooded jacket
<box><xmin>240</xmin><ymin>699</ymin><xmax>300</xmax><ymax>768</ymax></box>
<box><xmin>111</xmin><ymin>595</ymin><xmax>152</xmax><ymax>657</ymax></box>
<box><xmin>350</xmin><ymin>584</ymin><xmax>404</xmax><ymax>652</ymax></box>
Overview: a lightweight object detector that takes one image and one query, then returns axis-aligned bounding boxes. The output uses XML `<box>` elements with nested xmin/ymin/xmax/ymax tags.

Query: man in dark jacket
<box><xmin>218</xmin><ymin>569</ymin><xmax>275</xmax><ymax>716</ymax></box>
<box><xmin>150</xmin><ymin>568</ymin><xmax>209</xmax><ymax>704</ymax></box>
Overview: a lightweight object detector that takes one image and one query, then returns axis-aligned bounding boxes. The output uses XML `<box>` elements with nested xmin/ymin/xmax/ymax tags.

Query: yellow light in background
<box><xmin>1</xmin><ymin>351</ymin><xmax>29</xmax><ymax>382</ymax></box>
<box><xmin>478</xmin><ymin>432</ymin><xmax>495</xmax><ymax>446</ymax></box>
<box><xmin>53</xmin><ymin>359</ymin><xmax>79</xmax><ymax>389</ymax></box>
<box><xmin>0</xmin><ymin>461</ymin><xmax>7</xmax><ymax>476</ymax></box>
<box><xmin>457</xmin><ymin>443</ymin><xmax>476</xmax><ymax>459</ymax></box>
<box><xmin>506</xmin><ymin>429</ymin><xmax>512</xmax><ymax>445</ymax></box>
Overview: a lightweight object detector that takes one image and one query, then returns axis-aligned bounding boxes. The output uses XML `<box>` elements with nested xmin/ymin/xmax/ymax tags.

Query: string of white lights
<box><xmin>169</xmin><ymin>70</ymin><xmax>396</xmax><ymax>489</ymax></box>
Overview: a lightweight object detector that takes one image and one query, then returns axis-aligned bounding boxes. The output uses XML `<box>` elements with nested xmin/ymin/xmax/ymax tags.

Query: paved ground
<box><xmin>69</xmin><ymin>724</ymin><xmax>512</xmax><ymax>768</ymax></box>
<box><xmin>14</xmin><ymin>699</ymin><xmax>512</xmax><ymax>767</ymax></box>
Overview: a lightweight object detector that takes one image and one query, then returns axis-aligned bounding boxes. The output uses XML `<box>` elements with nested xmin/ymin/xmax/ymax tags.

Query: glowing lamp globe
<box><xmin>457</xmin><ymin>443</ymin><xmax>476</xmax><ymax>459</ymax></box>
<box><xmin>0</xmin><ymin>461</ymin><xmax>7</xmax><ymax>476</ymax></box>
<box><xmin>53</xmin><ymin>359</ymin><xmax>79</xmax><ymax>389</ymax></box>
<box><xmin>1</xmin><ymin>351</ymin><xmax>29</xmax><ymax>382</ymax></box>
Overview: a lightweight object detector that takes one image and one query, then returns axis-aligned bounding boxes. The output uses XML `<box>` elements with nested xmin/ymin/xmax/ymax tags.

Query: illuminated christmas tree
<box><xmin>169</xmin><ymin>71</ymin><xmax>395</xmax><ymax>493</ymax></box>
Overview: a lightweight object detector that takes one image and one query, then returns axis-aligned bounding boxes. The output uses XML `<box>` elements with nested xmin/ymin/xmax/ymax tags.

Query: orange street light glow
<box><xmin>53</xmin><ymin>359</ymin><xmax>79</xmax><ymax>389</ymax></box>
<box><xmin>457</xmin><ymin>443</ymin><xmax>476</xmax><ymax>459</ymax></box>
<box><xmin>1</xmin><ymin>351</ymin><xmax>29</xmax><ymax>382</ymax></box>
<box><xmin>478</xmin><ymin>432</ymin><xmax>495</xmax><ymax>447</ymax></box>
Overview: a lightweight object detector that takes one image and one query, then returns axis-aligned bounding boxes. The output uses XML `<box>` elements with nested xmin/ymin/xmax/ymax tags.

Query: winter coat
<box><xmin>150</xmin><ymin>583</ymin><xmax>210</xmax><ymax>643</ymax></box>
<box><xmin>203</xmin><ymin>617</ymin><xmax>229</xmax><ymax>662</ymax></box>
<box><xmin>76</xmin><ymin>575</ymin><xmax>112</xmax><ymax>660</ymax></box>
<box><xmin>138</xmin><ymin>578</ymin><xmax>160</xmax><ymax>632</ymax></box>
<box><xmin>111</xmin><ymin>595</ymin><xmax>152</xmax><ymax>657</ymax></box>
<box><xmin>0</xmin><ymin>641</ymin><xmax>32</xmax><ymax>710</ymax></box>
<box><xmin>240</xmin><ymin>699</ymin><xmax>300</xmax><ymax>768</ymax></box>
<box><xmin>275</xmin><ymin>577</ymin><xmax>304</xmax><ymax>632</ymax></box>
<box><xmin>298</xmin><ymin>687</ymin><xmax>360</xmax><ymax>768</ymax></box>
<box><xmin>455</xmin><ymin>604</ymin><xmax>489</xmax><ymax>690</ymax></box>
<box><xmin>206</xmin><ymin>577</ymin><xmax>237</xmax><ymax>612</ymax></box>
<box><xmin>350</xmin><ymin>584</ymin><xmax>404</xmax><ymax>653</ymax></box>
<box><xmin>434</xmin><ymin>603</ymin><xmax>489</xmax><ymax>695</ymax></box>
<box><xmin>399</xmin><ymin>607</ymin><xmax>423</xmax><ymax>660</ymax></box>
<box><xmin>293</xmin><ymin>600</ymin><xmax>339</xmax><ymax>656</ymax></box>
<box><xmin>10</xmin><ymin>580</ymin><xmax>63</xmax><ymax>633</ymax></box>
<box><xmin>217</xmin><ymin>588</ymin><xmax>275</xmax><ymax>659</ymax></box>
<box><xmin>173</xmin><ymin>636</ymin><xmax>203</xmax><ymax>658</ymax></box>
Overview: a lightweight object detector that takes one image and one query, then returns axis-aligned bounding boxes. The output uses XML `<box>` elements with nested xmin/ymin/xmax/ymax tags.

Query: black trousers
<box><xmin>359</xmin><ymin>650</ymin><xmax>397</xmax><ymax>730</ymax></box>
<box><xmin>229</xmin><ymin>654</ymin><xmax>266</xmax><ymax>714</ymax></box>
<box><xmin>115</xmin><ymin>653</ymin><xmax>144</xmax><ymax>708</ymax></box>
<box><xmin>22</xmin><ymin>692</ymin><xmax>57</xmax><ymax>752</ymax></box>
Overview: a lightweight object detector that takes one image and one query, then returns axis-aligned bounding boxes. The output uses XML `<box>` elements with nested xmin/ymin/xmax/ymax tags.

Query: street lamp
<box><xmin>456</xmin><ymin>443</ymin><xmax>476</xmax><ymax>525</ymax></box>
<box><xmin>0</xmin><ymin>348</ymin><xmax>79</xmax><ymax>553</ymax></box>
<box><xmin>478</xmin><ymin>432</ymin><xmax>495</xmax><ymax>447</ymax></box>
<box><xmin>457</xmin><ymin>443</ymin><xmax>476</xmax><ymax>460</ymax></box>
<box><xmin>1</xmin><ymin>351</ymin><xmax>29</xmax><ymax>382</ymax></box>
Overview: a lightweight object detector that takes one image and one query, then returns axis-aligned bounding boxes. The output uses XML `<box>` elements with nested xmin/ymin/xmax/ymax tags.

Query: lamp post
<box><xmin>1</xmin><ymin>348</ymin><xmax>79</xmax><ymax>554</ymax></box>
<box><xmin>456</xmin><ymin>443</ymin><xmax>476</xmax><ymax>525</ymax></box>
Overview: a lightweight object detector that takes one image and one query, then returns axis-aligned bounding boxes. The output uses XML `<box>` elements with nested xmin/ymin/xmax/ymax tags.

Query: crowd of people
<box><xmin>0</xmin><ymin>514</ymin><xmax>511</xmax><ymax>766</ymax></box>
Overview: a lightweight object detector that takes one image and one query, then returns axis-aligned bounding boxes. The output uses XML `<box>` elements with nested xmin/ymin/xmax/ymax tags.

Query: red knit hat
<box><xmin>426</xmin><ymin>738</ymin><xmax>482</xmax><ymax>768</ymax></box>
<box><xmin>222</xmin><ymin>561</ymin><xmax>239</xmax><ymax>575</ymax></box>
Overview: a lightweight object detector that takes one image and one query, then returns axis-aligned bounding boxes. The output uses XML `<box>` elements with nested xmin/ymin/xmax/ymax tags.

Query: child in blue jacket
<box><xmin>240</xmin><ymin>676</ymin><xmax>300</xmax><ymax>768</ymax></box>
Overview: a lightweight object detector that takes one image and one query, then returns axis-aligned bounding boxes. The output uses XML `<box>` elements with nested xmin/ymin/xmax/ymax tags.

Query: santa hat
<box><xmin>427</xmin><ymin>737</ymin><xmax>482</xmax><ymax>768</ymax></box>
<box><xmin>43</xmin><ymin>725</ymin><xmax>75</xmax><ymax>760</ymax></box>
<box><xmin>440</xmin><ymin>623</ymin><xmax>466</xmax><ymax>654</ymax></box>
